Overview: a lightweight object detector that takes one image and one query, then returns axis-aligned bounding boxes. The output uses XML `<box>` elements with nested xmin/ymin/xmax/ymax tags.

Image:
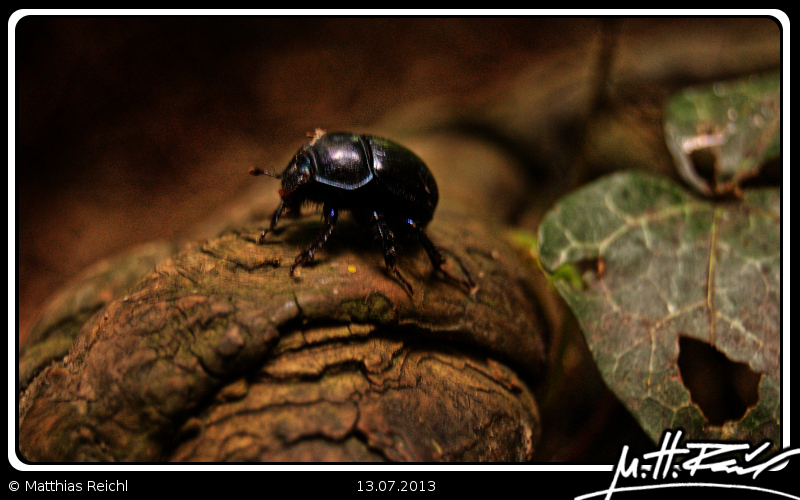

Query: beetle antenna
<box><xmin>250</xmin><ymin>167</ymin><xmax>281</xmax><ymax>179</ymax></box>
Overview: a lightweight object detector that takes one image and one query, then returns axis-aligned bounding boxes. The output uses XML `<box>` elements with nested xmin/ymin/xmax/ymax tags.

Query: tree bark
<box><xmin>19</xmin><ymin>209</ymin><xmax>547</xmax><ymax>462</ymax></box>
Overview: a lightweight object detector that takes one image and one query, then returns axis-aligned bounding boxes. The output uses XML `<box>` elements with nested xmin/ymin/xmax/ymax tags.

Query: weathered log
<box><xmin>19</xmin><ymin>210</ymin><xmax>547</xmax><ymax>462</ymax></box>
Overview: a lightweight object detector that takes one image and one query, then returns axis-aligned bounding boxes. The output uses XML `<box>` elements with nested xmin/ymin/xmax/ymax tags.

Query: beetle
<box><xmin>250</xmin><ymin>129</ymin><xmax>476</xmax><ymax>295</ymax></box>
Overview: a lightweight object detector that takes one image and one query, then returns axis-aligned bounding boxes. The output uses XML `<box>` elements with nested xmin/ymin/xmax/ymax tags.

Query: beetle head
<box><xmin>278</xmin><ymin>151</ymin><xmax>315</xmax><ymax>201</ymax></box>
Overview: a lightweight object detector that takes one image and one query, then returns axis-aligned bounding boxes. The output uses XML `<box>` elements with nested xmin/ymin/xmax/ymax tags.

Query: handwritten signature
<box><xmin>576</xmin><ymin>429</ymin><xmax>800</xmax><ymax>500</ymax></box>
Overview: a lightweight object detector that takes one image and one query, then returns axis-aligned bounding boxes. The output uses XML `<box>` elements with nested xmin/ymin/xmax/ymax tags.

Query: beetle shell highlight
<box><xmin>280</xmin><ymin>132</ymin><xmax>439</xmax><ymax>226</ymax></box>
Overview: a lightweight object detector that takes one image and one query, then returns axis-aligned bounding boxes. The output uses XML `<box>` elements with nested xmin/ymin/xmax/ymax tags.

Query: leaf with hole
<box><xmin>538</xmin><ymin>172</ymin><xmax>780</xmax><ymax>443</ymax></box>
<box><xmin>664</xmin><ymin>72</ymin><xmax>780</xmax><ymax>196</ymax></box>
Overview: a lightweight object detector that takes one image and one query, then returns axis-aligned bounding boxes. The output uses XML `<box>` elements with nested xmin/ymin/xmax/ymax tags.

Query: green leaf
<box><xmin>664</xmin><ymin>73</ymin><xmax>780</xmax><ymax>196</ymax></box>
<box><xmin>538</xmin><ymin>172</ymin><xmax>780</xmax><ymax>443</ymax></box>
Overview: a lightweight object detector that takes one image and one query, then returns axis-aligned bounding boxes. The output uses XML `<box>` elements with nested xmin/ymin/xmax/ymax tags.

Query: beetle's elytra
<box><xmin>250</xmin><ymin>129</ymin><xmax>476</xmax><ymax>296</ymax></box>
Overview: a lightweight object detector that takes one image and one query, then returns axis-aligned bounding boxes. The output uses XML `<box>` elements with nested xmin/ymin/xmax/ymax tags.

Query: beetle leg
<box><xmin>290</xmin><ymin>205</ymin><xmax>338</xmax><ymax>275</ymax></box>
<box><xmin>258</xmin><ymin>199</ymin><xmax>285</xmax><ymax>244</ymax></box>
<box><xmin>415</xmin><ymin>228</ymin><xmax>479</xmax><ymax>296</ymax></box>
<box><xmin>371</xmin><ymin>212</ymin><xmax>413</xmax><ymax>296</ymax></box>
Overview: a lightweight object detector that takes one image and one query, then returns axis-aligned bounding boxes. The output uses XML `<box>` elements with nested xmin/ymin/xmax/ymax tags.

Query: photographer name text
<box><xmin>25</xmin><ymin>480</ymin><xmax>128</xmax><ymax>492</ymax></box>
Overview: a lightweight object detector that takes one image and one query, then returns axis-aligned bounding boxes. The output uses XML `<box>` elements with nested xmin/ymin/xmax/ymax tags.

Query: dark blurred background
<box><xmin>15</xmin><ymin>16</ymin><xmax>780</xmax><ymax>348</ymax></box>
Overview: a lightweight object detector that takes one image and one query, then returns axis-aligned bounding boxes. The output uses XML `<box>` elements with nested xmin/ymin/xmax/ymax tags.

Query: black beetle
<box><xmin>250</xmin><ymin>130</ymin><xmax>476</xmax><ymax>295</ymax></box>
